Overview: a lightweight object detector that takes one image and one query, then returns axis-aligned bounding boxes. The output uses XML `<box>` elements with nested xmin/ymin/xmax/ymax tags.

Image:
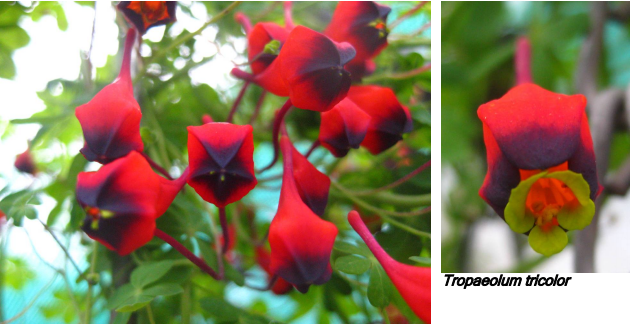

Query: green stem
<box><xmin>364</xmin><ymin>63</ymin><xmax>431</xmax><ymax>83</ymax></box>
<box><xmin>85</xmin><ymin>241</ymin><xmax>98</xmax><ymax>324</ymax></box>
<box><xmin>331</xmin><ymin>182</ymin><xmax>430</xmax><ymax>238</ymax></box>
<box><xmin>382</xmin><ymin>308</ymin><xmax>391</xmax><ymax>324</ymax></box>
<box><xmin>352</xmin><ymin>161</ymin><xmax>430</xmax><ymax>196</ymax></box>
<box><xmin>366</xmin><ymin>192</ymin><xmax>431</xmax><ymax>207</ymax></box>
<box><xmin>147</xmin><ymin>1</ymin><xmax>242</xmax><ymax>65</ymax></box>
<box><xmin>181</xmin><ymin>282</ymin><xmax>191</xmax><ymax>324</ymax></box>
<box><xmin>36</xmin><ymin>219</ymin><xmax>84</xmax><ymax>281</ymax></box>
<box><xmin>1</xmin><ymin>274</ymin><xmax>58</xmax><ymax>324</ymax></box>
<box><xmin>146</xmin><ymin>304</ymin><xmax>155</xmax><ymax>324</ymax></box>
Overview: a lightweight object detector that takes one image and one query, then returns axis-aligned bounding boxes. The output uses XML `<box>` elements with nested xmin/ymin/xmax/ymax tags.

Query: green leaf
<box><xmin>141</xmin><ymin>283</ymin><xmax>183</xmax><ymax>297</ymax></box>
<box><xmin>367</xmin><ymin>263</ymin><xmax>391</xmax><ymax>308</ymax></box>
<box><xmin>409</xmin><ymin>256</ymin><xmax>431</xmax><ymax>267</ymax></box>
<box><xmin>106</xmin><ymin>284</ymin><xmax>136</xmax><ymax>310</ymax></box>
<box><xmin>130</xmin><ymin>260</ymin><xmax>176</xmax><ymax>289</ymax></box>
<box><xmin>333</xmin><ymin>240</ymin><xmax>369</xmax><ymax>257</ymax></box>
<box><xmin>116</xmin><ymin>296</ymin><xmax>154</xmax><ymax>312</ymax></box>
<box><xmin>333</xmin><ymin>255</ymin><xmax>371</xmax><ymax>275</ymax></box>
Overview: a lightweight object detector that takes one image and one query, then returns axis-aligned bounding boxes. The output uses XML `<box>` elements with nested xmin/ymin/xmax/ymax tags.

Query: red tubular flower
<box><xmin>478</xmin><ymin>83</ymin><xmax>601</xmax><ymax>255</ymax></box>
<box><xmin>76</xmin><ymin>28</ymin><xmax>143</xmax><ymax>164</ymax></box>
<box><xmin>290</xmin><ymin>139</ymin><xmax>331</xmax><ymax>216</ymax></box>
<box><xmin>348</xmin><ymin>210</ymin><xmax>431</xmax><ymax>324</ymax></box>
<box><xmin>14</xmin><ymin>147</ymin><xmax>37</xmax><ymax>175</ymax></box>
<box><xmin>319</xmin><ymin>97</ymin><xmax>372</xmax><ymax>157</ymax></box>
<box><xmin>268</xmin><ymin>136</ymin><xmax>338</xmax><ymax>293</ymax></box>
<box><xmin>255</xmin><ymin>246</ymin><xmax>294</xmax><ymax>295</ymax></box>
<box><xmin>233</xmin><ymin>26</ymin><xmax>355</xmax><ymax>112</ymax></box>
<box><xmin>325</xmin><ymin>1</ymin><xmax>391</xmax><ymax>65</ymax></box>
<box><xmin>247</xmin><ymin>22</ymin><xmax>291</xmax><ymax>75</ymax></box>
<box><xmin>346</xmin><ymin>85</ymin><xmax>413</xmax><ymax>154</ymax></box>
<box><xmin>76</xmin><ymin>151</ymin><xmax>187</xmax><ymax>255</ymax></box>
<box><xmin>117</xmin><ymin>1</ymin><xmax>176</xmax><ymax>35</ymax></box>
<box><xmin>186</xmin><ymin>123</ymin><xmax>257</xmax><ymax>207</ymax></box>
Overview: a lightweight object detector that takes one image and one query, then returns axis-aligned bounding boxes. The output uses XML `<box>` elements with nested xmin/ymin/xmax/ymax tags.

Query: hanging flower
<box><xmin>319</xmin><ymin>97</ymin><xmax>372</xmax><ymax>157</ymax></box>
<box><xmin>117</xmin><ymin>1</ymin><xmax>177</xmax><ymax>35</ymax></box>
<box><xmin>76</xmin><ymin>151</ymin><xmax>187</xmax><ymax>255</ymax></box>
<box><xmin>478</xmin><ymin>83</ymin><xmax>601</xmax><ymax>256</ymax></box>
<box><xmin>76</xmin><ymin>28</ymin><xmax>144</xmax><ymax>164</ymax></box>
<box><xmin>255</xmin><ymin>246</ymin><xmax>294</xmax><ymax>295</ymax></box>
<box><xmin>348</xmin><ymin>210</ymin><xmax>431</xmax><ymax>324</ymax></box>
<box><xmin>186</xmin><ymin>123</ymin><xmax>257</xmax><ymax>207</ymax></box>
<box><xmin>232</xmin><ymin>26</ymin><xmax>356</xmax><ymax>112</ymax></box>
<box><xmin>247</xmin><ymin>22</ymin><xmax>291</xmax><ymax>75</ymax></box>
<box><xmin>268</xmin><ymin>136</ymin><xmax>338</xmax><ymax>293</ymax></box>
<box><xmin>14</xmin><ymin>147</ymin><xmax>37</xmax><ymax>175</ymax></box>
<box><xmin>325</xmin><ymin>1</ymin><xmax>391</xmax><ymax>65</ymax></box>
<box><xmin>346</xmin><ymin>85</ymin><xmax>413</xmax><ymax>154</ymax></box>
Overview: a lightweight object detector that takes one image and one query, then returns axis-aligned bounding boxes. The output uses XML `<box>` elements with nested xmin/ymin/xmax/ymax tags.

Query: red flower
<box><xmin>247</xmin><ymin>22</ymin><xmax>291</xmax><ymax>75</ymax></box>
<box><xmin>14</xmin><ymin>147</ymin><xmax>37</xmax><ymax>175</ymax></box>
<box><xmin>478</xmin><ymin>83</ymin><xmax>601</xmax><ymax>255</ymax></box>
<box><xmin>255</xmin><ymin>246</ymin><xmax>294</xmax><ymax>295</ymax></box>
<box><xmin>76</xmin><ymin>28</ymin><xmax>144</xmax><ymax>164</ymax></box>
<box><xmin>0</xmin><ymin>210</ymin><xmax>6</xmax><ymax>232</ymax></box>
<box><xmin>117</xmin><ymin>1</ymin><xmax>176</xmax><ymax>35</ymax></box>
<box><xmin>319</xmin><ymin>97</ymin><xmax>371</xmax><ymax>157</ymax></box>
<box><xmin>325</xmin><ymin>2</ymin><xmax>391</xmax><ymax>65</ymax></box>
<box><xmin>290</xmin><ymin>143</ymin><xmax>331</xmax><ymax>215</ymax></box>
<box><xmin>76</xmin><ymin>151</ymin><xmax>186</xmax><ymax>255</ymax></box>
<box><xmin>346</xmin><ymin>85</ymin><xmax>413</xmax><ymax>154</ymax></box>
<box><xmin>268</xmin><ymin>136</ymin><xmax>338</xmax><ymax>293</ymax></box>
<box><xmin>186</xmin><ymin>123</ymin><xmax>257</xmax><ymax>207</ymax></box>
<box><xmin>348</xmin><ymin>210</ymin><xmax>431</xmax><ymax>324</ymax></box>
<box><xmin>233</xmin><ymin>26</ymin><xmax>355</xmax><ymax>112</ymax></box>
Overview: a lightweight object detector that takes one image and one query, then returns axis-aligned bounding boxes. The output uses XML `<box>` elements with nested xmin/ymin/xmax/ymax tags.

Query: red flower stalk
<box><xmin>289</xmin><ymin>137</ymin><xmax>331</xmax><ymax>216</ymax></box>
<box><xmin>255</xmin><ymin>246</ymin><xmax>294</xmax><ymax>295</ymax></box>
<box><xmin>186</xmin><ymin>123</ymin><xmax>257</xmax><ymax>207</ymax></box>
<box><xmin>319</xmin><ymin>97</ymin><xmax>372</xmax><ymax>157</ymax></box>
<box><xmin>232</xmin><ymin>26</ymin><xmax>355</xmax><ymax>112</ymax></box>
<box><xmin>0</xmin><ymin>210</ymin><xmax>6</xmax><ymax>232</ymax></box>
<box><xmin>325</xmin><ymin>2</ymin><xmax>391</xmax><ymax>69</ymax></box>
<box><xmin>268</xmin><ymin>136</ymin><xmax>338</xmax><ymax>293</ymax></box>
<box><xmin>346</xmin><ymin>85</ymin><xmax>413</xmax><ymax>155</ymax></box>
<box><xmin>76</xmin><ymin>151</ymin><xmax>187</xmax><ymax>255</ymax></box>
<box><xmin>117</xmin><ymin>1</ymin><xmax>176</xmax><ymax>35</ymax></box>
<box><xmin>76</xmin><ymin>28</ymin><xmax>144</xmax><ymax>164</ymax></box>
<box><xmin>348</xmin><ymin>210</ymin><xmax>431</xmax><ymax>324</ymax></box>
<box><xmin>14</xmin><ymin>147</ymin><xmax>37</xmax><ymax>175</ymax></box>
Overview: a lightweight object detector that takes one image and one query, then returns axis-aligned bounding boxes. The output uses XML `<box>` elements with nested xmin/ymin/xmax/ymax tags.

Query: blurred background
<box><xmin>441</xmin><ymin>1</ymin><xmax>629</xmax><ymax>273</ymax></box>
<box><xmin>0</xmin><ymin>1</ymin><xmax>430</xmax><ymax>324</ymax></box>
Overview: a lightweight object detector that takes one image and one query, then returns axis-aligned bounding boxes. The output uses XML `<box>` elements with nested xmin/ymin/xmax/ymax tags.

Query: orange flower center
<box><xmin>519</xmin><ymin>162</ymin><xmax>579</xmax><ymax>232</ymax></box>
<box><xmin>128</xmin><ymin>1</ymin><xmax>170</xmax><ymax>28</ymax></box>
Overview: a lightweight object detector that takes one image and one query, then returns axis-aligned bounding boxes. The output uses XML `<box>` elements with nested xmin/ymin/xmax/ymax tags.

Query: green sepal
<box><xmin>545</xmin><ymin>171</ymin><xmax>595</xmax><ymax>230</ymax></box>
<box><xmin>528</xmin><ymin>224</ymin><xmax>568</xmax><ymax>256</ymax></box>
<box><xmin>504</xmin><ymin>171</ymin><xmax>546</xmax><ymax>234</ymax></box>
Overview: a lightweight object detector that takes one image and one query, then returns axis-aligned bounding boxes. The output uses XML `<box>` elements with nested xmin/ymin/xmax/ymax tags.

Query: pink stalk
<box><xmin>218</xmin><ymin>207</ymin><xmax>230</xmax><ymax>254</ymax></box>
<box><xmin>283</xmin><ymin>2</ymin><xmax>295</xmax><ymax>29</ymax></box>
<box><xmin>231</xmin><ymin>68</ymin><xmax>257</xmax><ymax>84</ymax></box>
<box><xmin>227</xmin><ymin>81</ymin><xmax>251</xmax><ymax>123</ymax></box>
<box><xmin>259</xmin><ymin>99</ymin><xmax>293</xmax><ymax>172</ymax></box>
<box><xmin>118</xmin><ymin>28</ymin><xmax>137</xmax><ymax>91</ymax></box>
<box><xmin>234</xmin><ymin>12</ymin><xmax>253</xmax><ymax>34</ymax></box>
<box><xmin>141</xmin><ymin>152</ymin><xmax>173</xmax><ymax>180</ymax></box>
<box><xmin>154</xmin><ymin>228</ymin><xmax>223</xmax><ymax>280</ymax></box>
<box><xmin>515</xmin><ymin>37</ymin><xmax>533</xmax><ymax>85</ymax></box>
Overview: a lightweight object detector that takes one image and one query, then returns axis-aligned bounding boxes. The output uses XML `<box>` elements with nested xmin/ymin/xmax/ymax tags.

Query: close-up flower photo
<box><xmin>0</xmin><ymin>1</ymin><xmax>431</xmax><ymax>324</ymax></box>
<box><xmin>441</xmin><ymin>1</ymin><xmax>629</xmax><ymax>273</ymax></box>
